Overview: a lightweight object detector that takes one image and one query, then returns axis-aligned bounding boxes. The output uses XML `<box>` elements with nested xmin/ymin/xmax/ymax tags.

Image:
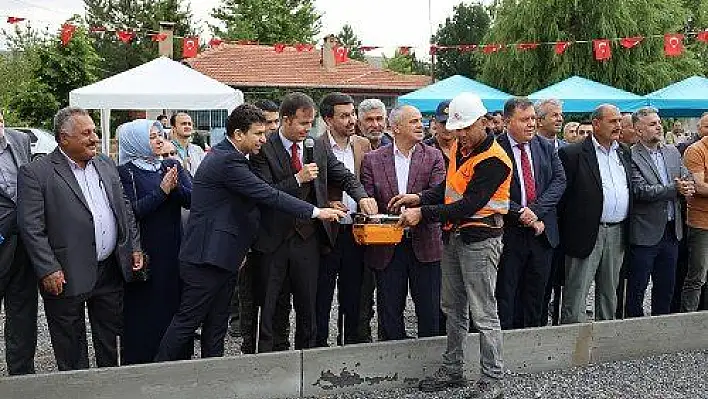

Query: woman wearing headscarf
<box><xmin>117</xmin><ymin>119</ymin><xmax>192</xmax><ymax>364</ymax></box>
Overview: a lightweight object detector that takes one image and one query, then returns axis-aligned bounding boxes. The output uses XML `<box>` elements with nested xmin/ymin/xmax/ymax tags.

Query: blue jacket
<box><xmin>179</xmin><ymin>139</ymin><xmax>314</xmax><ymax>273</ymax></box>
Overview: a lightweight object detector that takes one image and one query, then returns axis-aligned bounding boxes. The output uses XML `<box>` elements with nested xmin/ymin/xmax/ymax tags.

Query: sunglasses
<box><xmin>161</xmin><ymin>151</ymin><xmax>177</xmax><ymax>157</ymax></box>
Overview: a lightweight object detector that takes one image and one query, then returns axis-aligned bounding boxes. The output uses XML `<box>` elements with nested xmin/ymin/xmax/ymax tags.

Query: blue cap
<box><xmin>435</xmin><ymin>100</ymin><xmax>451</xmax><ymax>123</ymax></box>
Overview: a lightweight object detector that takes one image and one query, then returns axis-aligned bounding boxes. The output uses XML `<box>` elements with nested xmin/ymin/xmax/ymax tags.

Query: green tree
<box><xmin>432</xmin><ymin>2</ymin><xmax>491</xmax><ymax>79</ymax></box>
<box><xmin>336</xmin><ymin>24</ymin><xmax>365</xmax><ymax>61</ymax></box>
<box><xmin>1</xmin><ymin>17</ymin><xmax>101</xmax><ymax>128</ymax></box>
<box><xmin>84</xmin><ymin>0</ymin><xmax>196</xmax><ymax>77</ymax></box>
<box><xmin>480</xmin><ymin>0</ymin><xmax>703</xmax><ymax>95</ymax></box>
<box><xmin>211</xmin><ymin>0</ymin><xmax>321</xmax><ymax>44</ymax></box>
<box><xmin>383</xmin><ymin>50</ymin><xmax>430</xmax><ymax>75</ymax></box>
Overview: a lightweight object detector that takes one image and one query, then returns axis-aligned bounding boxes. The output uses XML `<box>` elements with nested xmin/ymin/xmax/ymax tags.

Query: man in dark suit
<box><xmin>360</xmin><ymin>104</ymin><xmax>446</xmax><ymax>340</ymax></box>
<box><xmin>0</xmin><ymin>116</ymin><xmax>38</xmax><ymax>375</ymax></box>
<box><xmin>496</xmin><ymin>98</ymin><xmax>566</xmax><ymax>329</ymax></box>
<box><xmin>558</xmin><ymin>104</ymin><xmax>633</xmax><ymax>324</ymax></box>
<box><xmin>18</xmin><ymin>107</ymin><xmax>143</xmax><ymax>371</ymax></box>
<box><xmin>251</xmin><ymin>92</ymin><xmax>377</xmax><ymax>352</ymax></box>
<box><xmin>155</xmin><ymin>104</ymin><xmax>345</xmax><ymax>361</ymax></box>
<box><xmin>627</xmin><ymin>107</ymin><xmax>694</xmax><ymax>317</ymax></box>
<box><xmin>315</xmin><ymin>93</ymin><xmax>372</xmax><ymax>347</ymax></box>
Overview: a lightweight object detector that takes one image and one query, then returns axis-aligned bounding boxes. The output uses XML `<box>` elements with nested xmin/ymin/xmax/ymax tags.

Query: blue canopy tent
<box><xmin>644</xmin><ymin>76</ymin><xmax>708</xmax><ymax>117</ymax></box>
<box><xmin>397</xmin><ymin>75</ymin><xmax>512</xmax><ymax>113</ymax></box>
<box><xmin>528</xmin><ymin>76</ymin><xmax>645</xmax><ymax>113</ymax></box>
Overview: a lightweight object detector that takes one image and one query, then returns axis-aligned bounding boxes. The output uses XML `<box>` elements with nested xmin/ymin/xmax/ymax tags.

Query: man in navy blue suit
<box><xmin>155</xmin><ymin>104</ymin><xmax>345</xmax><ymax>361</ymax></box>
<box><xmin>496</xmin><ymin>98</ymin><xmax>566</xmax><ymax>329</ymax></box>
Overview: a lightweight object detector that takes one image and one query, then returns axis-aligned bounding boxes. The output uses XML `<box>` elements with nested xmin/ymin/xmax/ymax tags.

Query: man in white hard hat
<box><xmin>390</xmin><ymin>92</ymin><xmax>511</xmax><ymax>398</ymax></box>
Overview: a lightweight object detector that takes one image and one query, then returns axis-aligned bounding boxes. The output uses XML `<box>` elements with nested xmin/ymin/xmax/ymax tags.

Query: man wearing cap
<box><xmin>424</xmin><ymin>100</ymin><xmax>454</xmax><ymax>169</ymax></box>
<box><xmin>391</xmin><ymin>93</ymin><xmax>511</xmax><ymax>398</ymax></box>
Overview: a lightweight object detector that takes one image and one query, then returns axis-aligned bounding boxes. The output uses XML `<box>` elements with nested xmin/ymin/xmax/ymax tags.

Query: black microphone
<box><xmin>304</xmin><ymin>137</ymin><xmax>315</xmax><ymax>164</ymax></box>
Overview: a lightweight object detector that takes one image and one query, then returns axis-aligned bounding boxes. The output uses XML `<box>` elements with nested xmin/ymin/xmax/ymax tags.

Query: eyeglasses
<box><xmin>161</xmin><ymin>151</ymin><xmax>177</xmax><ymax>157</ymax></box>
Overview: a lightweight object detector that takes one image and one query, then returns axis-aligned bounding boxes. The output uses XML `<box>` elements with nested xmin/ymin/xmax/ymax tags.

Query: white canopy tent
<box><xmin>69</xmin><ymin>56</ymin><xmax>243</xmax><ymax>154</ymax></box>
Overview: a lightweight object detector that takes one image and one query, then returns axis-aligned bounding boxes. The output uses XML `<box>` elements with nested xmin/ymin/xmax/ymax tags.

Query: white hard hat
<box><xmin>445</xmin><ymin>92</ymin><xmax>488</xmax><ymax>131</ymax></box>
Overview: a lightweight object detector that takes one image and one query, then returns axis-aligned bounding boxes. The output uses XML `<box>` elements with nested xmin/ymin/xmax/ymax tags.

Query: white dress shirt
<box><xmin>279</xmin><ymin>131</ymin><xmax>304</xmax><ymax>167</ymax></box>
<box><xmin>394</xmin><ymin>141</ymin><xmax>414</xmax><ymax>195</ymax></box>
<box><xmin>592</xmin><ymin>135</ymin><xmax>629</xmax><ymax>223</ymax></box>
<box><xmin>329</xmin><ymin>133</ymin><xmax>357</xmax><ymax>224</ymax></box>
<box><xmin>507</xmin><ymin>134</ymin><xmax>535</xmax><ymax>207</ymax></box>
<box><xmin>61</xmin><ymin>150</ymin><xmax>117</xmax><ymax>262</ymax></box>
<box><xmin>644</xmin><ymin>144</ymin><xmax>675</xmax><ymax>221</ymax></box>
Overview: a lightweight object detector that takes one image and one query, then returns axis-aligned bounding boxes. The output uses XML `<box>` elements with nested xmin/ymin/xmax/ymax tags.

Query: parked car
<box><xmin>8</xmin><ymin>127</ymin><xmax>58</xmax><ymax>161</ymax></box>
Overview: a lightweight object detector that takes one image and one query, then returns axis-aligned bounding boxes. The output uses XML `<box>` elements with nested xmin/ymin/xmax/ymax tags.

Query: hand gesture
<box><xmin>388</xmin><ymin>194</ymin><xmax>421</xmax><ymax>214</ymax></box>
<box><xmin>160</xmin><ymin>166</ymin><xmax>178</xmax><ymax>194</ymax></box>
<box><xmin>317</xmin><ymin>208</ymin><xmax>346</xmax><ymax>222</ymax></box>
<box><xmin>358</xmin><ymin>198</ymin><xmax>378</xmax><ymax>215</ymax></box>
<box><xmin>328</xmin><ymin>200</ymin><xmax>349</xmax><ymax>213</ymax></box>
<box><xmin>531</xmin><ymin>220</ymin><xmax>545</xmax><ymax>236</ymax></box>
<box><xmin>132</xmin><ymin>251</ymin><xmax>144</xmax><ymax>271</ymax></box>
<box><xmin>519</xmin><ymin>207</ymin><xmax>538</xmax><ymax>226</ymax></box>
<box><xmin>42</xmin><ymin>270</ymin><xmax>66</xmax><ymax>296</ymax></box>
<box><xmin>675</xmin><ymin>177</ymin><xmax>695</xmax><ymax>197</ymax></box>
<box><xmin>397</xmin><ymin>208</ymin><xmax>422</xmax><ymax>227</ymax></box>
<box><xmin>296</xmin><ymin>163</ymin><xmax>319</xmax><ymax>184</ymax></box>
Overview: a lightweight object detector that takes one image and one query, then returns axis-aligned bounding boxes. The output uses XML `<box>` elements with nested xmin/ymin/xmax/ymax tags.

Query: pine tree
<box><xmin>432</xmin><ymin>2</ymin><xmax>491</xmax><ymax>80</ymax></box>
<box><xmin>336</xmin><ymin>24</ymin><xmax>365</xmax><ymax>61</ymax></box>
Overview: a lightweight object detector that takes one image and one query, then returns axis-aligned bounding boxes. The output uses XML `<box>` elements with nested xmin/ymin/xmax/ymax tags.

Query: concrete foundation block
<box><xmin>589</xmin><ymin>312</ymin><xmax>708</xmax><ymax>364</ymax></box>
<box><xmin>503</xmin><ymin>322</ymin><xmax>593</xmax><ymax>373</ymax></box>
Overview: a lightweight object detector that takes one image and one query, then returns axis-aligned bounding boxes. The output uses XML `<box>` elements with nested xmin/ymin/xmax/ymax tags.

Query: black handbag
<box><xmin>129</xmin><ymin>168</ymin><xmax>150</xmax><ymax>282</ymax></box>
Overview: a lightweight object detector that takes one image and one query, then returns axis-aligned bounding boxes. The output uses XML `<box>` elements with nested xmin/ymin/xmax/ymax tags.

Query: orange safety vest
<box><xmin>443</xmin><ymin>139</ymin><xmax>512</xmax><ymax>231</ymax></box>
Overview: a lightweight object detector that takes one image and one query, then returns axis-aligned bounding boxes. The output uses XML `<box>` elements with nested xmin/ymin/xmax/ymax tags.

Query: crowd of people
<box><xmin>0</xmin><ymin>90</ymin><xmax>707</xmax><ymax>399</ymax></box>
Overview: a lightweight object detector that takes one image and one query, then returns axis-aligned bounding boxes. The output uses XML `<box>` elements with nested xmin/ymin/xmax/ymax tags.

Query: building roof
<box><xmin>186</xmin><ymin>44</ymin><xmax>431</xmax><ymax>91</ymax></box>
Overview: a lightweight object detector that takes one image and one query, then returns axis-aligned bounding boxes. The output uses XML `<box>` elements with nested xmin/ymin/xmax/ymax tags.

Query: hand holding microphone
<box><xmin>296</xmin><ymin>137</ymin><xmax>319</xmax><ymax>183</ymax></box>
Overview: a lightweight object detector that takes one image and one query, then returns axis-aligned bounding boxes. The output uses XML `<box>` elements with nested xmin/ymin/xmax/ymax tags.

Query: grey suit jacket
<box><xmin>630</xmin><ymin>143</ymin><xmax>687</xmax><ymax>246</ymax></box>
<box><xmin>0</xmin><ymin>129</ymin><xmax>31</xmax><ymax>277</ymax></box>
<box><xmin>18</xmin><ymin>148</ymin><xmax>141</xmax><ymax>296</ymax></box>
<box><xmin>0</xmin><ymin>129</ymin><xmax>30</xmax><ymax>238</ymax></box>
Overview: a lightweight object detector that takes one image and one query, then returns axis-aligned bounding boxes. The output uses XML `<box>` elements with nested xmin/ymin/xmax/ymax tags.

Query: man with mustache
<box><xmin>558</xmin><ymin>104</ymin><xmax>633</xmax><ymax>323</ymax></box>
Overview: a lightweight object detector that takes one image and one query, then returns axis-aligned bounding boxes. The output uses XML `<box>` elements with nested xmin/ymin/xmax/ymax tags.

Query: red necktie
<box><xmin>290</xmin><ymin>142</ymin><xmax>302</xmax><ymax>172</ymax></box>
<box><xmin>518</xmin><ymin>143</ymin><xmax>536</xmax><ymax>204</ymax></box>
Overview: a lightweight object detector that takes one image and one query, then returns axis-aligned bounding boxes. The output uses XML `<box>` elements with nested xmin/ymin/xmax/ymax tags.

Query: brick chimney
<box><xmin>158</xmin><ymin>21</ymin><xmax>176</xmax><ymax>59</ymax></box>
<box><xmin>321</xmin><ymin>34</ymin><xmax>338</xmax><ymax>71</ymax></box>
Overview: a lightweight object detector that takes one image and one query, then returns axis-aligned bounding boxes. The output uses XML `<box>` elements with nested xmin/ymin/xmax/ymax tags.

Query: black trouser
<box><xmin>541</xmin><ymin>246</ymin><xmax>565</xmax><ymax>326</ymax></box>
<box><xmin>315</xmin><ymin>226</ymin><xmax>364</xmax><ymax>346</ymax></box>
<box><xmin>496</xmin><ymin>226</ymin><xmax>553</xmax><ymax>330</ymax></box>
<box><xmin>238</xmin><ymin>252</ymin><xmax>292</xmax><ymax>353</ymax></box>
<box><xmin>375</xmin><ymin>239</ymin><xmax>441</xmax><ymax>340</ymax></box>
<box><xmin>258</xmin><ymin>233</ymin><xmax>319</xmax><ymax>352</ymax></box>
<box><xmin>357</xmin><ymin>267</ymin><xmax>377</xmax><ymax>342</ymax></box>
<box><xmin>155</xmin><ymin>261</ymin><xmax>237</xmax><ymax>361</ymax></box>
<box><xmin>0</xmin><ymin>236</ymin><xmax>37</xmax><ymax>375</ymax></box>
<box><xmin>43</xmin><ymin>255</ymin><xmax>123</xmax><ymax>371</ymax></box>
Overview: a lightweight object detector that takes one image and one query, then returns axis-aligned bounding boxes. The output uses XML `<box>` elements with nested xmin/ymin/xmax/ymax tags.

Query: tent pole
<box><xmin>101</xmin><ymin>109</ymin><xmax>111</xmax><ymax>157</ymax></box>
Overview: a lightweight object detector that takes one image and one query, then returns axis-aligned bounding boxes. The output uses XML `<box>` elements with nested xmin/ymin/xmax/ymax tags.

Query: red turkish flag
<box><xmin>458</xmin><ymin>44</ymin><xmax>477</xmax><ymax>53</ymax></box>
<box><xmin>664</xmin><ymin>34</ymin><xmax>683</xmax><ymax>57</ymax></box>
<box><xmin>151</xmin><ymin>33</ymin><xmax>167</xmax><ymax>42</ymax></box>
<box><xmin>334</xmin><ymin>46</ymin><xmax>349</xmax><ymax>63</ymax></box>
<box><xmin>516</xmin><ymin>42</ymin><xmax>539</xmax><ymax>51</ymax></box>
<box><xmin>7</xmin><ymin>17</ymin><xmax>26</xmax><ymax>24</ymax></box>
<box><xmin>183</xmin><ymin>36</ymin><xmax>199</xmax><ymax>58</ymax></box>
<box><xmin>116</xmin><ymin>30</ymin><xmax>135</xmax><ymax>43</ymax></box>
<box><xmin>482</xmin><ymin>44</ymin><xmax>503</xmax><ymax>54</ymax></box>
<box><xmin>208</xmin><ymin>38</ymin><xmax>223</xmax><ymax>47</ymax></box>
<box><xmin>593</xmin><ymin>39</ymin><xmax>612</xmax><ymax>61</ymax></box>
<box><xmin>398</xmin><ymin>46</ymin><xmax>411</xmax><ymax>56</ymax></box>
<box><xmin>619</xmin><ymin>36</ymin><xmax>643</xmax><ymax>49</ymax></box>
<box><xmin>273</xmin><ymin>43</ymin><xmax>286</xmax><ymax>53</ymax></box>
<box><xmin>295</xmin><ymin>43</ymin><xmax>314</xmax><ymax>52</ymax></box>
<box><xmin>429</xmin><ymin>45</ymin><xmax>438</xmax><ymax>55</ymax></box>
<box><xmin>698</xmin><ymin>31</ymin><xmax>708</xmax><ymax>43</ymax></box>
<box><xmin>60</xmin><ymin>23</ymin><xmax>76</xmax><ymax>46</ymax></box>
<box><xmin>555</xmin><ymin>41</ymin><xmax>571</xmax><ymax>55</ymax></box>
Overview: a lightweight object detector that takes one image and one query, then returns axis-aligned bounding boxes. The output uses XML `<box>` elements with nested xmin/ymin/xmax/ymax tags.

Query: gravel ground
<box><xmin>0</xmin><ymin>280</ymin><xmax>653</xmax><ymax>375</ymax></box>
<box><xmin>304</xmin><ymin>350</ymin><xmax>708</xmax><ymax>399</ymax></box>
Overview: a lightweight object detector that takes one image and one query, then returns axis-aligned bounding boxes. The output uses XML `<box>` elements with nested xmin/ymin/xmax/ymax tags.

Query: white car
<box><xmin>9</xmin><ymin>127</ymin><xmax>58</xmax><ymax>161</ymax></box>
